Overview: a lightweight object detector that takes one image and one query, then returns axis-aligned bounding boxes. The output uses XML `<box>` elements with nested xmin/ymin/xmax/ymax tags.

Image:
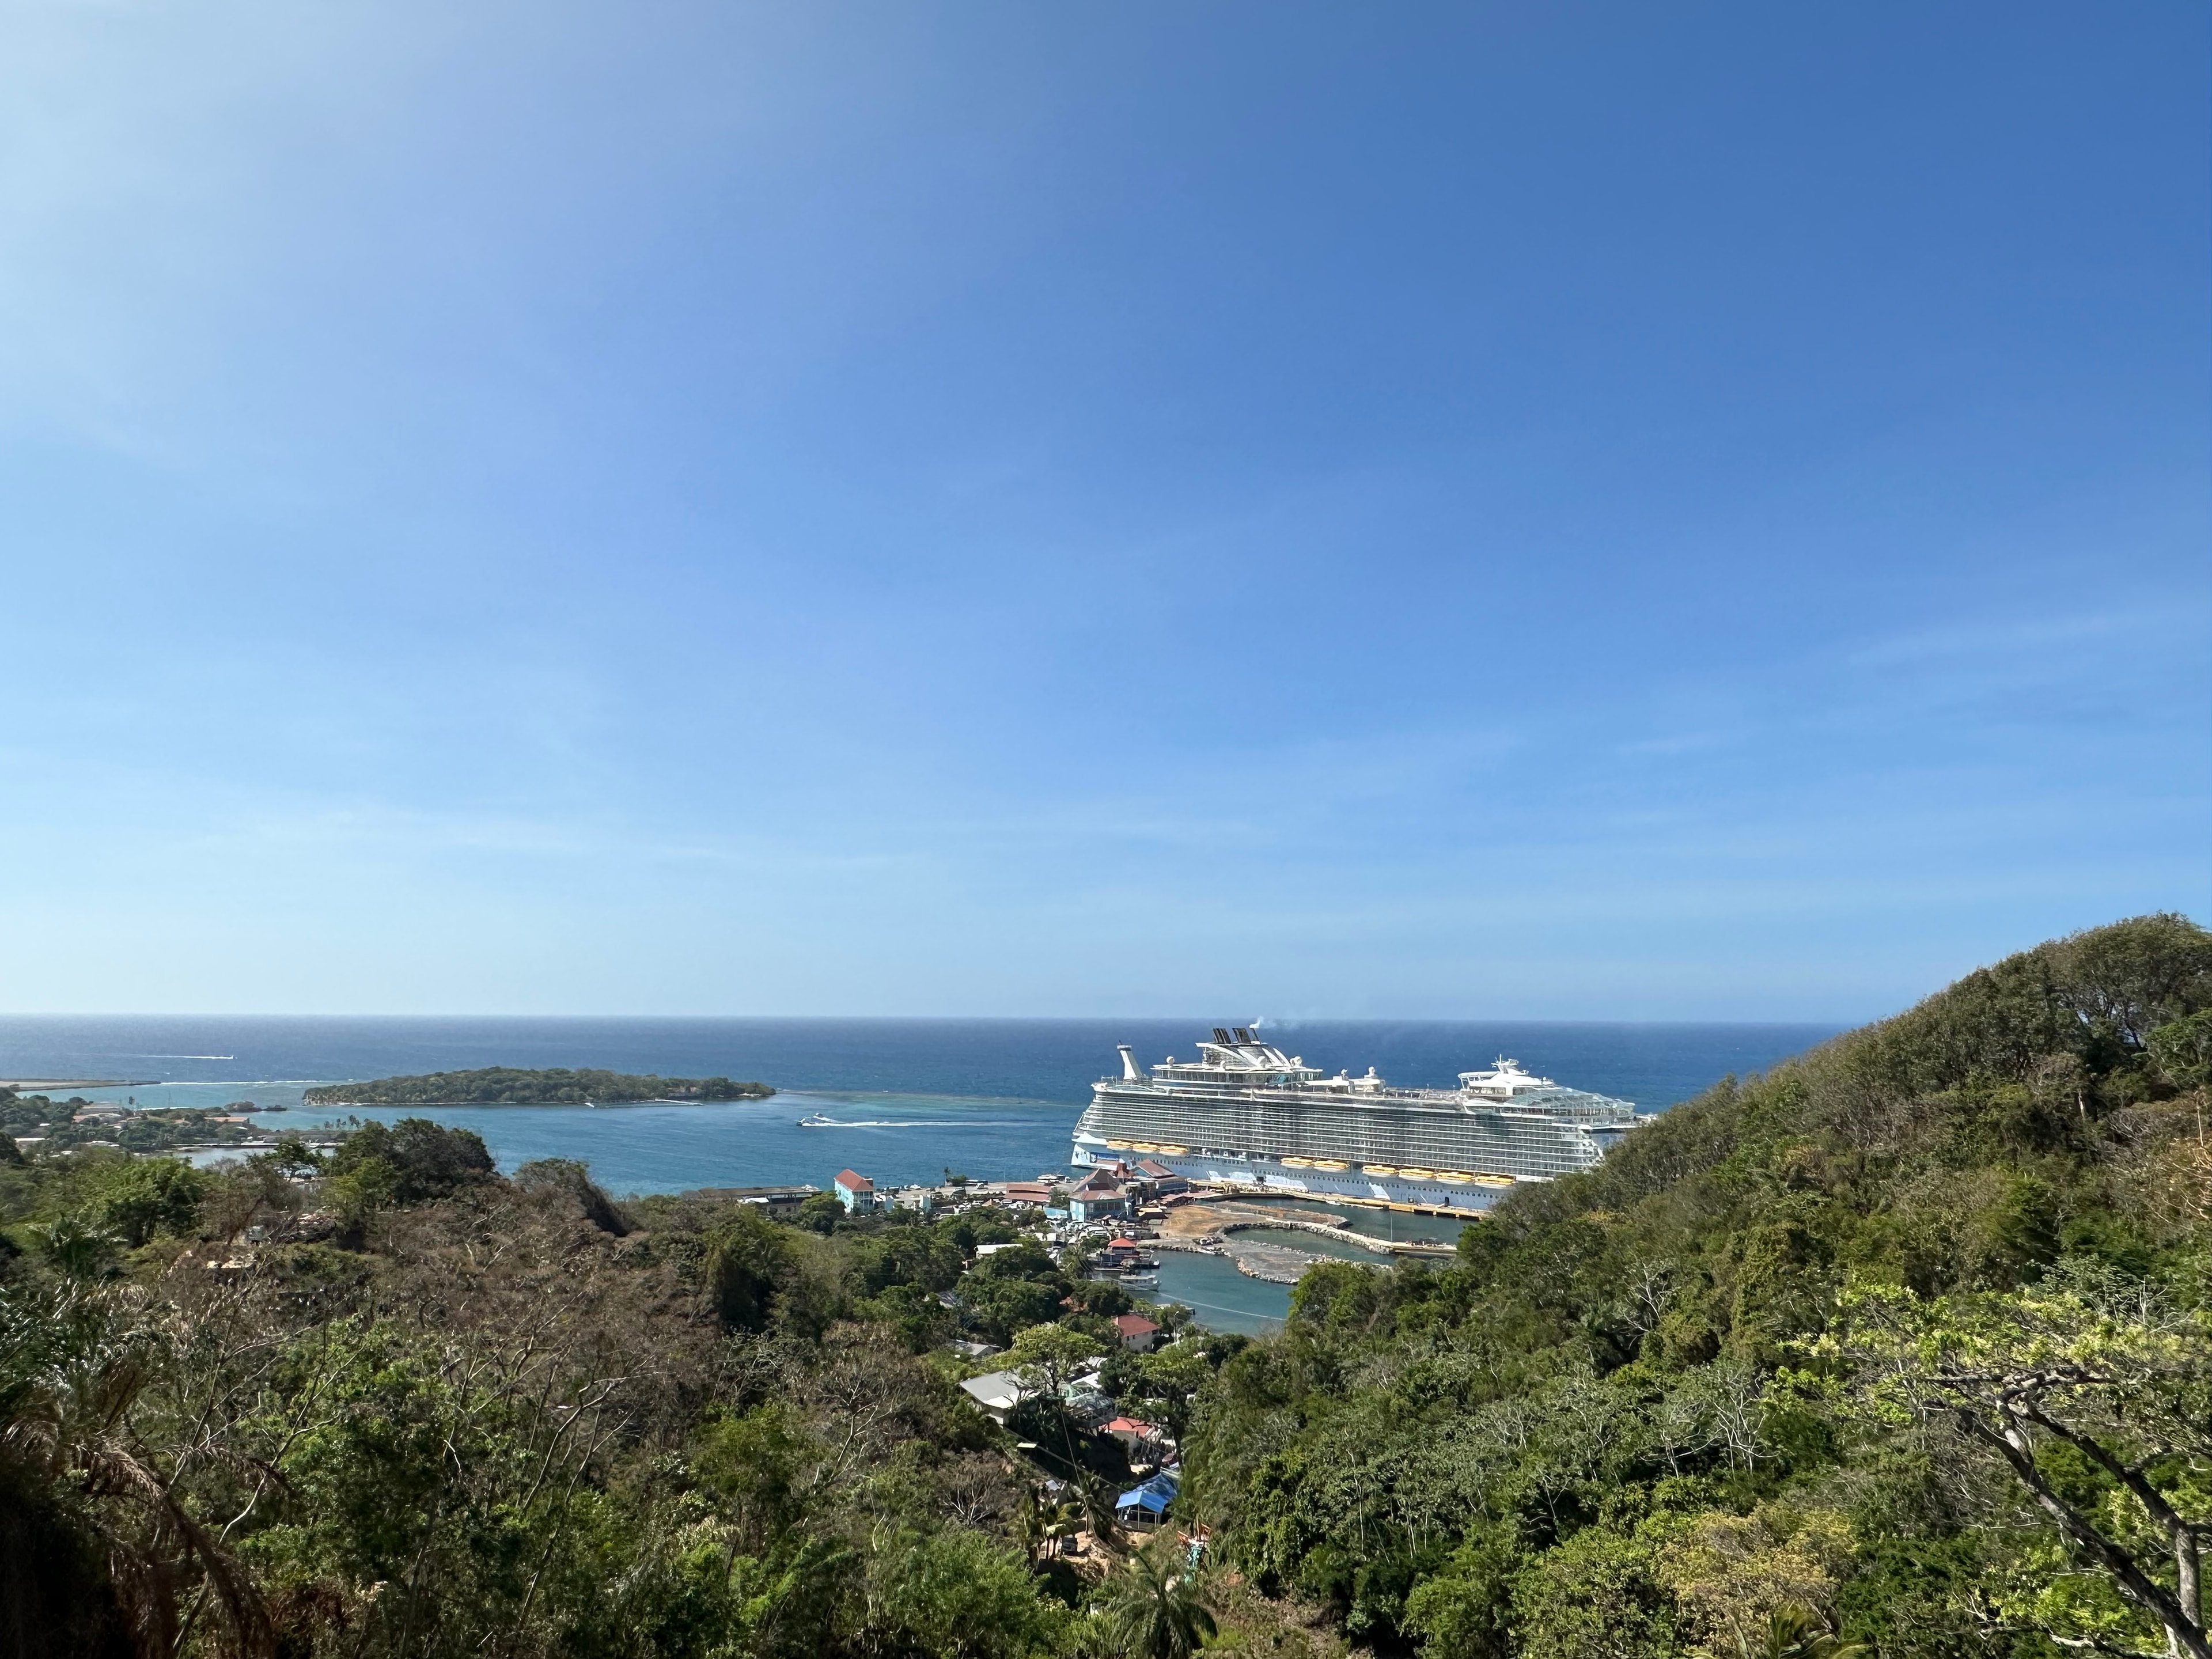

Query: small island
<box><xmin>302</xmin><ymin>1066</ymin><xmax>774</xmax><ymax>1106</ymax></box>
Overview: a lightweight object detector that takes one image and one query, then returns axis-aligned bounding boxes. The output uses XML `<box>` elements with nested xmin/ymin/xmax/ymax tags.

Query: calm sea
<box><xmin>1</xmin><ymin>1016</ymin><xmax>1838</xmax><ymax>1332</ymax></box>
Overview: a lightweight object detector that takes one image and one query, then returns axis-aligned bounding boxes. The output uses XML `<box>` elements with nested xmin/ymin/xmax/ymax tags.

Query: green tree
<box><xmin>1823</xmin><ymin>1268</ymin><xmax>2212</xmax><ymax>1659</ymax></box>
<box><xmin>324</xmin><ymin>1117</ymin><xmax>493</xmax><ymax>1207</ymax></box>
<box><xmin>704</xmin><ymin>1205</ymin><xmax>800</xmax><ymax>1332</ymax></box>
<box><xmin>1097</xmin><ymin>1532</ymin><xmax>1217</xmax><ymax>1659</ymax></box>
<box><xmin>1007</xmin><ymin>1323</ymin><xmax>1107</xmax><ymax>1398</ymax></box>
<box><xmin>88</xmin><ymin>1156</ymin><xmax>209</xmax><ymax>1247</ymax></box>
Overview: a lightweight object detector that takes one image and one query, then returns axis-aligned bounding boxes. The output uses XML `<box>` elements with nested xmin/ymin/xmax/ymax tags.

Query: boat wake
<box><xmin>798</xmin><ymin>1115</ymin><xmax>1021</xmax><ymax>1129</ymax></box>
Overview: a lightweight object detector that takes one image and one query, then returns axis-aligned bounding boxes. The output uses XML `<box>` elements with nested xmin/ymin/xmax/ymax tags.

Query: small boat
<box><xmin>1312</xmin><ymin>1160</ymin><xmax>1349</xmax><ymax>1172</ymax></box>
<box><xmin>1280</xmin><ymin>1156</ymin><xmax>1312</xmax><ymax>1168</ymax></box>
<box><xmin>1397</xmin><ymin>1168</ymin><xmax>1437</xmax><ymax>1180</ymax></box>
<box><xmin>1362</xmin><ymin>1165</ymin><xmax>1399</xmax><ymax>1176</ymax></box>
<box><xmin>798</xmin><ymin>1113</ymin><xmax>835</xmax><ymax>1127</ymax></box>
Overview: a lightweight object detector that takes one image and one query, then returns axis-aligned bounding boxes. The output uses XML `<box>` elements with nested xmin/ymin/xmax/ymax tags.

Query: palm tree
<box><xmin>1074</xmin><ymin>1468</ymin><xmax>1121</xmax><ymax>1551</ymax></box>
<box><xmin>1755</xmin><ymin>1605</ymin><xmax>1866</xmax><ymax>1659</ymax></box>
<box><xmin>1101</xmin><ymin>1532</ymin><xmax>1215</xmax><ymax>1659</ymax></box>
<box><xmin>0</xmin><ymin>1285</ymin><xmax>271</xmax><ymax>1659</ymax></box>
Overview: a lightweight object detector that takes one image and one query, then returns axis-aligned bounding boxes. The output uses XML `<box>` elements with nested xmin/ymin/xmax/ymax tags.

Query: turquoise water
<box><xmin>1228</xmin><ymin>1195</ymin><xmax>1469</xmax><ymax>1244</ymax></box>
<box><xmin>5</xmin><ymin>1016</ymin><xmax>1837</xmax><ymax>1330</ymax></box>
<box><xmin>1149</xmin><ymin>1252</ymin><xmax>1290</xmax><ymax>1335</ymax></box>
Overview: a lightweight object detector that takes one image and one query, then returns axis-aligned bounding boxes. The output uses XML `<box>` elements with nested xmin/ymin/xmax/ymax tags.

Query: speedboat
<box><xmin>798</xmin><ymin>1113</ymin><xmax>835</xmax><ymax>1127</ymax></box>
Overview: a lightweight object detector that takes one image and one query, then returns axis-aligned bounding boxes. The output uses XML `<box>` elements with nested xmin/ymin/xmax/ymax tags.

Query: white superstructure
<box><xmin>1073</xmin><ymin>1026</ymin><xmax>1641</xmax><ymax>1212</ymax></box>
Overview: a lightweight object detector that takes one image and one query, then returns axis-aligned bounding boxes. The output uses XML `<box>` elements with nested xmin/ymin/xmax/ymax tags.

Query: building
<box><xmin>1116</xmin><ymin>1469</ymin><xmax>1180</xmax><ymax>1532</ymax></box>
<box><xmin>1112</xmin><ymin>1313</ymin><xmax>1160</xmax><ymax>1353</ymax></box>
<box><xmin>958</xmin><ymin>1370</ymin><xmax>1028</xmax><ymax>1421</ymax></box>
<box><xmin>1001</xmin><ymin>1180</ymin><xmax>1053</xmax><ymax>1207</ymax></box>
<box><xmin>1133</xmin><ymin>1158</ymin><xmax>1190</xmax><ymax>1196</ymax></box>
<box><xmin>833</xmin><ymin>1169</ymin><xmax>877</xmax><ymax>1213</ymax></box>
<box><xmin>1069</xmin><ymin>1175</ymin><xmax>1127</xmax><ymax>1223</ymax></box>
<box><xmin>684</xmin><ymin>1186</ymin><xmax>816</xmax><ymax>1217</ymax></box>
<box><xmin>1102</xmin><ymin>1416</ymin><xmax>1161</xmax><ymax>1455</ymax></box>
<box><xmin>892</xmin><ymin>1185</ymin><xmax>935</xmax><ymax>1214</ymax></box>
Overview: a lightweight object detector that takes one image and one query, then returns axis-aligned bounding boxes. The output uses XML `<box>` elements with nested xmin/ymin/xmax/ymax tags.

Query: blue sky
<box><xmin>1</xmin><ymin>1</ymin><xmax>2205</xmax><ymax>1019</ymax></box>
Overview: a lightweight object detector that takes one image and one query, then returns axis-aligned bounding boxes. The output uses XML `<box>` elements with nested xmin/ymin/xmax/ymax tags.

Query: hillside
<box><xmin>1185</xmin><ymin>912</ymin><xmax>2212</xmax><ymax>1659</ymax></box>
<box><xmin>1</xmin><ymin>914</ymin><xmax>2206</xmax><ymax>1659</ymax></box>
<box><xmin>302</xmin><ymin>1065</ymin><xmax>775</xmax><ymax>1105</ymax></box>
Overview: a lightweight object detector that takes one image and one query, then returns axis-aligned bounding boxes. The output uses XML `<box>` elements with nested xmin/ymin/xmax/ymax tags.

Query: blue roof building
<box><xmin>1115</xmin><ymin>1469</ymin><xmax>1180</xmax><ymax>1531</ymax></box>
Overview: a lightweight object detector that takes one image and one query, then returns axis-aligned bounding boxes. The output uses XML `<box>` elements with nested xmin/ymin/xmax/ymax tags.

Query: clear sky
<box><xmin>1</xmin><ymin>1</ymin><xmax>2205</xmax><ymax>1020</ymax></box>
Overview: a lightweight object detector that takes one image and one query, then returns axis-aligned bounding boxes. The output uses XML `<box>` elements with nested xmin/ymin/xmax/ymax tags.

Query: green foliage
<box><xmin>324</xmin><ymin>1117</ymin><xmax>494</xmax><ymax>1210</ymax></box>
<box><xmin>304</xmin><ymin>1067</ymin><xmax>774</xmax><ymax>1105</ymax></box>
<box><xmin>1094</xmin><ymin>1532</ymin><xmax>1218</xmax><ymax>1659</ymax></box>
<box><xmin>706</xmin><ymin>1205</ymin><xmax>801</xmax><ymax>1332</ymax></box>
<box><xmin>86</xmin><ymin>1156</ymin><xmax>210</xmax><ymax>1247</ymax></box>
<box><xmin>2</xmin><ymin>914</ymin><xmax>2200</xmax><ymax>1659</ymax></box>
<box><xmin>1183</xmin><ymin>915</ymin><xmax>2212</xmax><ymax>1659</ymax></box>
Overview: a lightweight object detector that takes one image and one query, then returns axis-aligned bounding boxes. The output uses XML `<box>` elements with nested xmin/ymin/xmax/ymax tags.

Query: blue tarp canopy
<box><xmin>1116</xmin><ymin>1471</ymin><xmax>1180</xmax><ymax>1514</ymax></box>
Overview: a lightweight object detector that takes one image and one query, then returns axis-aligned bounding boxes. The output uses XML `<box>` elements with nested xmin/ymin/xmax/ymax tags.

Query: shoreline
<box><xmin>1</xmin><ymin>1078</ymin><xmax>162</xmax><ymax>1090</ymax></box>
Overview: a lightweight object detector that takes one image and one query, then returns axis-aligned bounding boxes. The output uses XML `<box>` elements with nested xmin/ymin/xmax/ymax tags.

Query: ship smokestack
<box><xmin>1118</xmin><ymin>1044</ymin><xmax>1142</xmax><ymax>1081</ymax></box>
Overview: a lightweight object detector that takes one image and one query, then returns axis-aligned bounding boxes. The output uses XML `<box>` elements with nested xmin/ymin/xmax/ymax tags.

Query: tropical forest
<box><xmin>3</xmin><ymin>914</ymin><xmax>2210</xmax><ymax>1659</ymax></box>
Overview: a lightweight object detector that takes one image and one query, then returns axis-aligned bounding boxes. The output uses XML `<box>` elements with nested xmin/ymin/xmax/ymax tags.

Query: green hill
<box><xmin>302</xmin><ymin>1065</ymin><xmax>774</xmax><ymax>1105</ymax></box>
<box><xmin>3</xmin><ymin>915</ymin><xmax>2206</xmax><ymax>1659</ymax></box>
<box><xmin>1185</xmin><ymin>912</ymin><xmax>2212</xmax><ymax>1659</ymax></box>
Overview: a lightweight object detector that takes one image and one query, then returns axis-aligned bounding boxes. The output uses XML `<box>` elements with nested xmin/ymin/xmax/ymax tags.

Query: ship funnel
<box><xmin>1117</xmin><ymin>1044</ymin><xmax>1142</xmax><ymax>1081</ymax></box>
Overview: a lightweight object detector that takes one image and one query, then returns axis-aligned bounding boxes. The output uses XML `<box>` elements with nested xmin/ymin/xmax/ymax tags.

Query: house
<box><xmin>1115</xmin><ymin>1469</ymin><xmax>1180</xmax><ymax>1531</ymax></box>
<box><xmin>1069</xmin><ymin>1175</ymin><xmax>1126</xmax><ymax>1223</ymax></box>
<box><xmin>958</xmin><ymin>1370</ymin><xmax>1029</xmax><ymax>1421</ymax></box>
<box><xmin>1112</xmin><ymin>1313</ymin><xmax>1160</xmax><ymax>1353</ymax></box>
<box><xmin>1063</xmin><ymin>1380</ymin><xmax>1116</xmax><ymax>1429</ymax></box>
<box><xmin>833</xmin><ymin>1169</ymin><xmax>877</xmax><ymax>1213</ymax></box>
<box><xmin>892</xmin><ymin>1185</ymin><xmax>935</xmax><ymax>1214</ymax></box>
<box><xmin>1133</xmin><ymin>1159</ymin><xmax>1189</xmax><ymax>1195</ymax></box>
<box><xmin>1102</xmin><ymin>1416</ymin><xmax>1160</xmax><ymax>1455</ymax></box>
<box><xmin>1001</xmin><ymin>1180</ymin><xmax>1053</xmax><ymax>1207</ymax></box>
<box><xmin>1099</xmin><ymin>1237</ymin><xmax>1142</xmax><ymax>1269</ymax></box>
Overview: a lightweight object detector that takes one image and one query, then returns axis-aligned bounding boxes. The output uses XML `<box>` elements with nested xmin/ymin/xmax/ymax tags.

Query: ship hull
<box><xmin>1071</xmin><ymin>1129</ymin><xmax>1520</xmax><ymax>1213</ymax></box>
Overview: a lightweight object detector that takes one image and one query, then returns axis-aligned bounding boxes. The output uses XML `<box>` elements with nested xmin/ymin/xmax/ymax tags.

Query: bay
<box><xmin>1</xmin><ymin>1014</ymin><xmax>1839</xmax><ymax>1332</ymax></box>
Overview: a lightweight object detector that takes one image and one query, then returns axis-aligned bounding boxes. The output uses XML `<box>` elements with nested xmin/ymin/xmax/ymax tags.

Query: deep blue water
<box><xmin>0</xmin><ymin>1015</ymin><xmax>1837</xmax><ymax>1194</ymax></box>
<box><xmin>2</xmin><ymin>1015</ymin><xmax>1838</xmax><ymax>1330</ymax></box>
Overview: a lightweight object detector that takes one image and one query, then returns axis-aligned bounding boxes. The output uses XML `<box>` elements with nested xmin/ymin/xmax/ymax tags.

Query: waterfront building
<box><xmin>1069</xmin><ymin>1174</ymin><xmax>1127</xmax><ymax>1222</ymax></box>
<box><xmin>1132</xmin><ymin>1158</ymin><xmax>1188</xmax><ymax>1195</ymax></box>
<box><xmin>833</xmin><ymin>1168</ymin><xmax>878</xmax><ymax>1213</ymax></box>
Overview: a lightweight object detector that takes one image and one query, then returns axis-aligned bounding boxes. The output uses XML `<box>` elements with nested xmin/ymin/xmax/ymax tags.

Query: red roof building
<box><xmin>1112</xmin><ymin>1313</ymin><xmax>1161</xmax><ymax>1352</ymax></box>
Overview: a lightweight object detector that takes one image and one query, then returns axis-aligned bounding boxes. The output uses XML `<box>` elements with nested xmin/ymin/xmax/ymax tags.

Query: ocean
<box><xmin>1</xmin><ymin>1014</ymin><xmax>1839</xmax><ymax>1332</ymax></box>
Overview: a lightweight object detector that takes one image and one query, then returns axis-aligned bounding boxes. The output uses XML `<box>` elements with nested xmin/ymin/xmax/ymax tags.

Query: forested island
<box><xmin>303</xmin><ymin>1065</ymin><xmax>775</xmax><ymax>1105</ymax></box>
<box><xmin>3</xmin><ymin>913</ymin><xmax>2210</xmax><ymax>1659</ymax></box>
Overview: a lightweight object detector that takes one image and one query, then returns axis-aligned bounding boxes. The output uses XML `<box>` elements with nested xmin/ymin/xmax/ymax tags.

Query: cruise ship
<box><xmin>1071</xmin><ymin>1027</ymin><xmax>1642</xmax><ymax>1213</ymax></box>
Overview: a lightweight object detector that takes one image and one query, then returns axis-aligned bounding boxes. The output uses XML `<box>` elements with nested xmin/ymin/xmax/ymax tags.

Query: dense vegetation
<box><xmin>1184</xmin><ymin>913</ymin><xmax>2212</xmax><ymax>1659</ymax></box>
<box><xmin>302</xmin><ymin>1067</ymin><xmax>775</xmax><ymax>1105</ymax></box>
<box><xmin>0</xmin><ymin>1116</ymin><xmax>1283</xmax><ymax>1659</ymax></box>
<box><xmin>4</xmin><ymin>914</ymin><xmax>2207</xmax><ymax>1659</ymax></box>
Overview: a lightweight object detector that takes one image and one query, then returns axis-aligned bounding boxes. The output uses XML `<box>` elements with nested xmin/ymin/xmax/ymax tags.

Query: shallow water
<box><xmin>4</xmin><ymin>1014</ymin><xmax>1838</xmax><ymax>1329</ymax></box>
